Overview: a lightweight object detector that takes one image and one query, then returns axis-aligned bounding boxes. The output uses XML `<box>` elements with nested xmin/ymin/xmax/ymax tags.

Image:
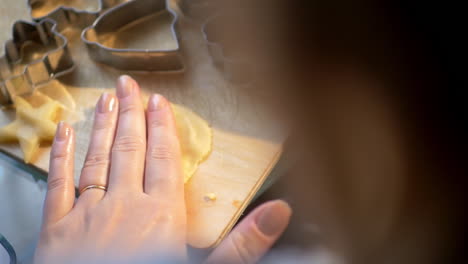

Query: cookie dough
<box><xmin>171</xmin><ymin>104</ymin><xmax>212</xmax><ymax>183</ymax></box>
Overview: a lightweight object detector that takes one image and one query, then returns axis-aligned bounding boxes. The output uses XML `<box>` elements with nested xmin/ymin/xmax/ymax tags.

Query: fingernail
<box><xmin>148</xmin><ymin>94</ymin><xmax>166</xmax><ymax>112</ymax></box>
<box><xmin>117</xmin><ymin>75</ymin><xmax>135</xmax><ymax>98</ymax></box>
<box><xmin>98</xmin><ymin>93</ymin><xmax>116</xmax><ymax>113</ymax></box>
<box><xmin>56</xmin><ymin>122</ymin><xmax>70</xmax><ymax>142</ymax></box>
<box><xmin>256</xmin><ymin>200</ymin><xmax>292</xmax><ymax>236</ymax></box>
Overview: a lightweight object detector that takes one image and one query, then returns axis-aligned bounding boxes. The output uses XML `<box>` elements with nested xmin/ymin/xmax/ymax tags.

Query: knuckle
<box><xmin>40</xmin><ymin>224</ymin><xmax>66</xmax><ymax>244</ymax></box>
<box><xmin>155</xmin><ymin>213</ymin><xmax>175</xmax><ymax>225</ymax></box>
<box><xmin>112</xmin><ymin>135</ymin><xmax>145</xmax><ymax>153</ymax></box>
<box><xmin>93</xmin><ymin>115</ymin><xmax>114</xmax><ymax>131</ymax></box>
<box><xmin>50</xmin><ymin>151</ymin><xmax>68</xmax><ymax>163</ymax></box>
<box><xmin>147</xmin><ymin>176</ymin><xmax>179</xmax><ymax>194</ymax></box>
<box><xmin>149</xmin><ymin>118</ymin><xmax>167</xmax><ymax>129</ymax></box>
<box><xmin>148</xmin><ymin>143</ymin><xmax>178</xmax><ymax>161</ymax></box>
<box><xmin>83</xmin><ymin>153</ymin><xmax>110</xmax><ymax>169</ymax></box>
<box><xmin>230</xmin><ymin>231</ymin><xmax>257</xmax><ymax>264</ymax></box>
<box><xmin>119</xmin><ymin>103</ymin><xmax>139</xmax><ymax>115</ymax></box>
<box><xmin>47</xmin><ymin>176</ymin><xmax>67</xmax><ymax>191</ymax></box>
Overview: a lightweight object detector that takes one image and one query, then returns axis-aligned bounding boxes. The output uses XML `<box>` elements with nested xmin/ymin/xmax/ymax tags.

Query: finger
<box><xmin>144</xmin><ymin>94</ymin><xmax>184</xmax><ymax>199</ymax></box>
<box><xmin>77</xmin><ymin>93</ymin><xmax>118</xmax><ymax>205</ymax></box>
<box><xmin>108</xmin><ymin>75</ymin><xmax>146</xmax><ymax>193</ymax></box>
<box><xmin>205</xmin><ymin>200</ymin><xmax>292</xmax><ymax>264</ymax></box>
<box><xmin>43</xmin><ymin>122</ymin><xmax>75</xmax><ymax>226</ymax></box>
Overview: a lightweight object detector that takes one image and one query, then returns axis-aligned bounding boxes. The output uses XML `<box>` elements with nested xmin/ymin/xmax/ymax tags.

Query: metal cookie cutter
<box><xmin>0</xmin><ymin>19</ymin><xmax>74</xmax><ymax>106</ymax></box>
<box><xmin>202</xmin><ymin>15</ymin><xmax>254</xmax><ymax>84</ymax></box>
<box><xmin>81</xmin><ymin>0</ymin><xmax>184</xmax><ymax>72</ymax></box>
<box><xmin>28</xmin><ymin>0</ymin><xmax>125</xmax><ymax>30</ymax></box>
<box><xmin>179</xmin><ymin>0</ymin><xmax>218</xmax><ymax>21</ymax></box>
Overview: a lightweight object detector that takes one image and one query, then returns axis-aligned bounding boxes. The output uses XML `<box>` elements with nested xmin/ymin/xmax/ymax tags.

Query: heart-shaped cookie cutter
<box><xmin>82</xmin><ymin>0</ymin><xmax>184</xmax><ymax>72</ymax></box>
<box><xmin>28</xmin><ymin>0</ymin><xmax>125</xmax><ymax>30</ymax></box>
<box><xmin>0</xmin><ymin>19</ymin><xmax>74</xmax><ymax>106</ymax></box>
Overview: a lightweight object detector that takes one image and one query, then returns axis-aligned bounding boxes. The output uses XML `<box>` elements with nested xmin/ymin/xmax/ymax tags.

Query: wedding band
<box><xmin>79</xmin><ymin>185</ymin><xmax>107</xmax><ymax>195</ymax></box>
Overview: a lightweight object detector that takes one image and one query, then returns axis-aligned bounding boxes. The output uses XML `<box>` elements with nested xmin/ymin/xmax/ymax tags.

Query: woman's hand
<box><xmin>34</xmin><ymin>75</ymin><xmax>291</xmax><ymax>264</ymax></box>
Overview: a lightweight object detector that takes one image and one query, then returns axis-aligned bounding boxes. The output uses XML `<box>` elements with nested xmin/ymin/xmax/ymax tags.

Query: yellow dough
<box><xmin>0</xmin><ymin>94</ymin><xmax>62</xmax><ymax>163</ymax></box>
<box><xmin>171</xmin><ymin>104</ymin><xmax>212</xmax><ymax>183</ymax></box>
<box><xmin>37</xmin><ymin>81</ymin><xmax>76</xmax><ymax>110</ymax></box>
<box><xmin>0</xmin><ymin>84</ymin><xmax>76</xmax><ymax>163</ymax></box>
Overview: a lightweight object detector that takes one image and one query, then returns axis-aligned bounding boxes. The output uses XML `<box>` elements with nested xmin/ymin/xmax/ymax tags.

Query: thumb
<box><xmin>205</xmin><ymin>200</ymin><xmax>292</xmax><ymax>264</ymax></box>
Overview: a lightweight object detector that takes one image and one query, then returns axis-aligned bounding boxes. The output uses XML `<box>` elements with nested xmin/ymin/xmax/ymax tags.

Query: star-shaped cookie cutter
<box><xmin>0</xmin><ymin>19</ymin><xmax>74</xmax><ymax>106</ymax></box>
<box><xmin>81</xmin><ymin>0</ymin><xmax>184</xmax><ymax>72</ymax></box>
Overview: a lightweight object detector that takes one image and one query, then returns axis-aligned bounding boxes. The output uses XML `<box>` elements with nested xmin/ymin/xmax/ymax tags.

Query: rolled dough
<box><xmin>171</xmin><ymin>104</ymin><xmax>212</xmax><ymax>183</ymax></box>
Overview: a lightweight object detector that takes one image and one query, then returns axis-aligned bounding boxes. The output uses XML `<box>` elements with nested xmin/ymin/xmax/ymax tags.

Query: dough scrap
<box><xmin>171</xmin><ymin>104</ymin><xmax>212</xmax><ymax>183</ymax></box>
<box><xmin>0</xmin><ymin>94</ymin><xmax>62</xmax><ymax>163</ymax></box>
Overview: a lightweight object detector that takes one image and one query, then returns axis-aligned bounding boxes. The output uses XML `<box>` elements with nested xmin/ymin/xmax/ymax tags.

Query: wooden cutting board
<box><xmin>0</xmin><ymin>1</ymin><xmax>286</xmax><ymax>248</ymax></box>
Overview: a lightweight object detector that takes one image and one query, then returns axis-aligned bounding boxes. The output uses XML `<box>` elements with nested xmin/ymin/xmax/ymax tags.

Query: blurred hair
<box><xmin>280</xmin><ymin>1</ymin><xmax>466</xmax><ymax>263</ymax></box>
<box><xmin>183</xmin><ymin>0</ymin><xmax>467</xmax><ymax>263</ymax></box>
